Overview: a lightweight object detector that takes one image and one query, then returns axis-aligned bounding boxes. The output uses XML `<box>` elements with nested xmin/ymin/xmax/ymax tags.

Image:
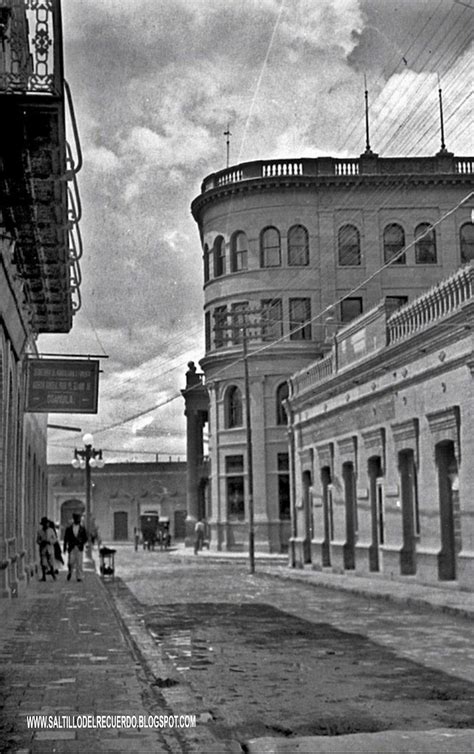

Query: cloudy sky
<box><xmin>40</xmin><ymin>0</ymin><xmax>473</xmax><ymax>463</ymax></box>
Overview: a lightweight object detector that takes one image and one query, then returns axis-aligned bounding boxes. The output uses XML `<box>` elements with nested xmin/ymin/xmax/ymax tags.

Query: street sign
<box><xmin>26</xmin><ymin>359</ymin><xmax>99</xmax><ymax>413</ymax></box>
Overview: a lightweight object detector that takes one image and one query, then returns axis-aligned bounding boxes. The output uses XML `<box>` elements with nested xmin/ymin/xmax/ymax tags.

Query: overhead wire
<box><xmin>65</xmin><ymin>1</ymin><xmax>472</xmax><ymax>440</ymax></box>
<box><xmin>91</xmin><ymin>189</ymin><xmax>474</xmax><ymax>437</ymax></box>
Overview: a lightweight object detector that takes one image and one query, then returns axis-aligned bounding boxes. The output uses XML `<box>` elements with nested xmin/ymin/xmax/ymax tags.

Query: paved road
<box><xmin>107</xmin><ymin>547</ymin><xmax>474</xmax><ymax>748</ymax></box>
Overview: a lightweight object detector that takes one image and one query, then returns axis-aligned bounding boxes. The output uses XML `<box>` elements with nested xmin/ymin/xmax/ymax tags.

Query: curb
<box><xmin>255</xmin><ymin>568</ymin><xmax>474</xmax><ymax>622</ymax></box>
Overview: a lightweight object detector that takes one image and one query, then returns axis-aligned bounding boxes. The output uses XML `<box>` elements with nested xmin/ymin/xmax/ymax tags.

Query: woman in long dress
<box><xmin>36</xmin><ymin>517</ymin><xmax>57</xmax><ymax>581</ymax></box>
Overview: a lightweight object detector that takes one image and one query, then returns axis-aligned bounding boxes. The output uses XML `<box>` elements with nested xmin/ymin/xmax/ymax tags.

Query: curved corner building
<box><xmin>188</xmin><ymin>151</ymin><xmax>473</xmax><ymax>553</ymax></box>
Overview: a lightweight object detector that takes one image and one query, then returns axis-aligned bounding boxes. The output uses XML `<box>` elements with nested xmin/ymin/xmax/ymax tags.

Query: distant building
<box><xmin>288</xmin><ymin>264</ymin><xmax>474</xmax><ymax>588</ymax></box>
<box><xmin>47</xmin><ymin>461</ymin><xmax>187</xmax><ymax>544</ymax></box>
<box><xmin>0</xmin><ymin>1</ymin><xmax>82</xmax><ymax>597</ymax></box>
<box><xmin>186</xmin><ymin>149</ymin><xmax>473</xmax><ymax>554</ymax></box>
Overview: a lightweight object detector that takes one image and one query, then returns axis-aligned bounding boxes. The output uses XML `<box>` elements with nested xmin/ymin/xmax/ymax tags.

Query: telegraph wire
<box><xmin>91</xmin><ymin>190</ymin><xmax>474</xmax><ymax>436</ymax></box>
<box><xmin>64</xmin><ymin>4</ymin><xmax>472</xmax><ymax>429</ymax></box>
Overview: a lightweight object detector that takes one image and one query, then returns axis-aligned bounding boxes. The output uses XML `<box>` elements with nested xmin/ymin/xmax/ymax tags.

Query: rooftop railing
<box><xmin>290</xmin><ymin>353</ymin><xmax>334</xmax><ymax>396</ymax></box>
<box><xmin>387</xmin><ymin>263</ymin><xmax>474</xmax><ymax>345</ymax></box>
<box><xmin>290</xmin><ymin>263</ymin><xmax>474</xmax><ymax>399</ymax></box>
<box><xmin>200</xmin><ymin>153</ymin><xmax>472</xmax><ymax>194</ymax></box>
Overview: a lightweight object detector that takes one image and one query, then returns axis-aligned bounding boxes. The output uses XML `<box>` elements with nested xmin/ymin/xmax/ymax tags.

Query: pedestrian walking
<box><xmin>63</xmin><ymin>513</ymin><xmax>88</xmax><ymax>582</ymax></box>
<box><xmin>49</xmin><ymin>520</ymin><xmax>64</xmax><ymax>574</ymax></box>
<box><xmin>36</xmin><ymin>517</ymin><xmax>57</xmax><ymax>581</ymax></box>
<box><xmin>194</xmin><ymin>519</ymin><xmax>205</xmax><ymax>554</ymax></box>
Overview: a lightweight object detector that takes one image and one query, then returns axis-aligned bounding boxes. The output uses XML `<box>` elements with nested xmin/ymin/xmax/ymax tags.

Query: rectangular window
<box><xmin>231</xmin><ymin>301</ymin><xmax>248</xmax><ymax>345</ymax></box>
<box><xmin>340</xmin><ymin>297</ymin><xmax>363</xmax><ymax>324</ymax></box>
<box><xmin>261</xmin><ymin>299</ymin><xmax>283</xmax><ymax>341</ymax></box>
<box><xmin>214</xmin><ymin>306</ymin><xmax>228</xmax><ymax>349</ymax></box>
<box><xmin>385</xmin><ymin>295</ymin><xmax>408</xmax><ymax>311</ymax></box>
<box><xmin>289</xmin><ymin>298</ymin><xmax>311</xmax><ymax>340</ymax></box>
<box><xmin>226</xmin><ymin>455</ymin><xmax>245</xmax><ymax>520</ymax></box>
<box><xmin>278</xmin><ymin>452</ymin><xmax>290</xmax><ymax>519</ymax></box>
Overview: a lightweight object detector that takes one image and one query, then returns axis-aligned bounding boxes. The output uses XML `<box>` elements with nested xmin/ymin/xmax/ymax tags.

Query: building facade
<box><xmin>48</xmin><ymin>461</ymin><xmax>187</xmax><ymax>545</ymax></box>
<box><xmin>0</xmin><ymin>1</ymin><xmax>81</xmax><ymax>596</ymax></box>
<box><xmin>288</xmin><ymin>264</ymin><xmax>474</xmax><ymax>588</ymax></box>
<box><xmin>188</xmin><ymin>150</ymin><xmax>473</xmax><ymax>553</ymax></box>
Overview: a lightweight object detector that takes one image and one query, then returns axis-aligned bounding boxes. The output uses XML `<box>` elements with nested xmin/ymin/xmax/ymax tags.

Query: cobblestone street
<box><xmin>107</xmin><ymin>546</ymin><xmax>474</xmax><ymax>748</ymax></box>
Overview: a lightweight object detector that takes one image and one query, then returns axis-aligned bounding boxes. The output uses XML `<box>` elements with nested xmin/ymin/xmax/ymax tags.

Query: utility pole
<box><xmin>241</xmin><ymin>323</ymin><xmax>255</xmax><ymax>574</ymax></box>
<box><xmin>214</xmin><ymin>305</ymin><xmax>273</xmax><ymax>573</ymax></box>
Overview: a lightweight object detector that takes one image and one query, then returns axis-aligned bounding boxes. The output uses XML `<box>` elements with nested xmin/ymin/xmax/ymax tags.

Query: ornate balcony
<box><xmin>0</xmin><ymin>0</ymin><xmax>82</xmax><ymax>333</ymax></box>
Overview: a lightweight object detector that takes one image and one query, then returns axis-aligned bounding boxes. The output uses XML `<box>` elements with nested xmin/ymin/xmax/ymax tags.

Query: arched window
<box><xmin>383</xmin><ymin>224</ymin><xmax>405</xmax><ymax>264</ymax></box>
<box><xmin>276</xmin><ymin>382</ymin><xmax>289</xmax><ymax>425</ymax></box>
<box><xmin>288</xmin><ymin>225</ymin><xmax>309</xmax><ymax>266</ymax></box>
<box><xmin>338</xmin><ymin>225</ymin><xmax>361</xmax><ymax>266</ymax></box>
<box><xmin>231</xmin><ymin>231</ymin><xmax>248</xmax><ymax>272</ymax></box>
<box><xmin>260</xmin><ymin>227</ymin><xmax>281</xmax><ymax>267</ymax></box>
<box><xmin>415</xmin><ymin>223</ymin><xmax>437</xmax><ymax>264</ymax></box>
<box><xmin>225</xmin><ymin>386</ymin><xmax>243</xmax><ymax>428</ymax></box>
<box><xmin>213</xmin><ymin>236</ymin><xmax>225</xmax><ymax>277</ymax></box>
<box><xmin>460</xmin><ymin>222</ymin><xmax>474</xmax><ymax>264</ymax></box>
<box><xmin>203</xmin><ymin>243</ymin><xmax>210</xmax><ymax>282</ymax></box>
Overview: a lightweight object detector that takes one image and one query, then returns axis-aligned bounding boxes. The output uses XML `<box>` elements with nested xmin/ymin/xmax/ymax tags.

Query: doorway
<box><xmin>398</xmin><ymin>449</ymin><xmax>418</xmax><ymax>575</ymax></box>
<box><xmin>436</xmin><ymin>441</ymin><xmax>460</xmax><ymax>580</ymax></box>
<box><xmin>321</xmin><ymin>466</ymin><xmax>332</xmax><ymax>567</ymax></box>
<box><xmin>342</xmin><ymin>462</ymin><xmax>356</xmax><ymax>570</ymax></box>
<box><xmin>368</xmin><ymin>457</ymin><xmax>383</xmax><ymax>572</ymax></box>
<box><xmin>302</xmin><ymin>470</ymin><xmax>312</xmax><ymax>563</ymax></box>
<box><xmin>114</xmin><ymin>511</ymin><xmax>128</xmax><ymax>541</ymax></box>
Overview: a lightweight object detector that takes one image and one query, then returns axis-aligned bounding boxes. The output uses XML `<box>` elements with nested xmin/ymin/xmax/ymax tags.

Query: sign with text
<box><xmin>26</xmin><ymin>359</ymin><xmax>99</xmax><ymax>413</ymax></box>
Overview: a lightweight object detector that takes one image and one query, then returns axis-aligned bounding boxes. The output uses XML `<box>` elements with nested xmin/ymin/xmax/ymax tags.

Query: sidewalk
<box><xmin>0</xmin><ymin>561</ymin><xmax>198</xmax><ymax>753</ymax></box>
<box><xmin>169</xmin><ymin>542</ymin><xmax>474</xmax><ymax>620</ymax></box>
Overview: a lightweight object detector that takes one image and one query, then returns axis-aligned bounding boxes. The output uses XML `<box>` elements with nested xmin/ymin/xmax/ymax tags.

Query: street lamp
<box><xmin>71</xmin><ymin>433</ymin><xmax>104</xmax><ymax>557</ymax></box>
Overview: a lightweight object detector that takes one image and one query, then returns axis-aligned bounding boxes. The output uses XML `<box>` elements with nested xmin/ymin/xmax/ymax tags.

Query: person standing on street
<box><xmin>63</xmin><ymin>513</ymin><xmax>88</xmax><ymax>582</ymax></box>
<box><xmin>36</xmin><ymin>517</ymin><xmax>57</xmax><ymax>581</ymax></box>
<box><xmin>194</xmin><ymin>519</ymin><xmax>205</xmax><ymax>554</ymax></box>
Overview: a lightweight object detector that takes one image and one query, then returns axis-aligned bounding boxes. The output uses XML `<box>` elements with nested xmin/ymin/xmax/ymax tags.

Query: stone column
<box><xmin>184</xmin><ymin>408</ymin><xmax>201</xmax><ymax>543</ymax></box>
<box><xmin>181</xmin><ymin>362</ymin><xmax>209</xmax><ymax>546</ymax></box>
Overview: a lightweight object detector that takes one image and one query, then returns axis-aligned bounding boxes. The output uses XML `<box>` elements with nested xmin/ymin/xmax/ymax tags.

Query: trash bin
<box><xmin>99</xmin><ymin>546</ymin><xmax>116</xmax><ymax>579</ymax></box>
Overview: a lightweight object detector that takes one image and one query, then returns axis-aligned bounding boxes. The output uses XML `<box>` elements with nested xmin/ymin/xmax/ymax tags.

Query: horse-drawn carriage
<box><xmin>139</xmin><ymin>511</ymin><xmax>171</xmax><ymax>550</ymax></box>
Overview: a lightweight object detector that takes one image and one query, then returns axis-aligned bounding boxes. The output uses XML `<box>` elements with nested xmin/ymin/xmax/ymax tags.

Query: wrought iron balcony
<box><xmin>0</xmin><ymin>0</ymin><xmax>82</xmax><ymax>333</ymax></box>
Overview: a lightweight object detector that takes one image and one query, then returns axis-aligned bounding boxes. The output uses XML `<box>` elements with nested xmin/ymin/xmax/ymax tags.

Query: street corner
<box><xmin>244</xmin><ymin>729</ymin><xmax>474</xmax><ymax>754</ymax></box>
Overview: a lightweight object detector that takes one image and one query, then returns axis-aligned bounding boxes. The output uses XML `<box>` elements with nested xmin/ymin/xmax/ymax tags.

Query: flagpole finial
<box><xmin>224</xmin><ymin>124</ymin><xmax>232</xmax><ymax>168</ymax></box>
<box><xmin>364</xmin><ymin>74</ymin><xmax>373</xmax><ymax>154</ymax></box>
<box><xmin>437</xmin><ymin>74</ymin><xmax>447</xmax><ymax>153</ymax></box>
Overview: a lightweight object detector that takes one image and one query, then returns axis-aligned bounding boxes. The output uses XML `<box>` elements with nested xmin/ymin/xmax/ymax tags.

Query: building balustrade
<box><xmin>456</xmin><ymin>158</ymin><xmax>474</xmax><ymax>174</ymax></box>
<box><xmin>289</xmin><ymin>264</ymin><xmax>474</xmax><ymax>400</ymax></box>
<box><xmin>199</xmin><ymin>153</ymin><xmax>472</xmax><ymax>195</ymax></box>
<box><xmin>387</xmin><ymin>264</ymin><xmax>474</xmax><ymax>345</ymax></box>
<box><xmin>290</xmin><ymin>353</ymin><xmax>334</xmax><ymax>396</ymax></box>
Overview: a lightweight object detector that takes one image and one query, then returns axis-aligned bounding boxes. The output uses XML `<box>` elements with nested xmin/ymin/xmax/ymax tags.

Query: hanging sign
<box><xmin>26</xmin><ymin>359</ymin><xmax>99</xmax><ymax>413</ymax></box>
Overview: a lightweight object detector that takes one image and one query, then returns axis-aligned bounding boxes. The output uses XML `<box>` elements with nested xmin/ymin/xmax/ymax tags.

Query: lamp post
<box><xmin>71</xmin><ymin>433</ymin><xmax>104</xmax><ymax>558</ymax></box>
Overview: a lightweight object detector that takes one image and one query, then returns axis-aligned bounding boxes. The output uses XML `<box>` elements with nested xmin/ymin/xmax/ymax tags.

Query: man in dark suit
<box><xmin>63</xmin><ymin>513</ymin><xmax>88</xmax><ymax>582</ymax></box>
